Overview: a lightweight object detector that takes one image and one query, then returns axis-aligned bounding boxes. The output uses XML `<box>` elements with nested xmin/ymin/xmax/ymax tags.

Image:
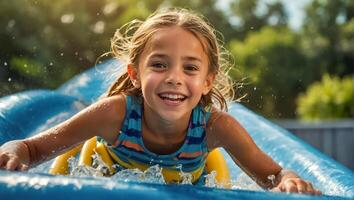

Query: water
<box><xmin>29</xmin><ymin>153</ymin><xmax>262</xmax><ymax>190</ymax></box>
<box><xmin>231</xmin><ymin>173</ymin><xmax>262</xmax><ymax>191</ymax></box>
<box><xmin>204</xmin><ymin>171</ymin><xmax>218</xmax><ymax>188</ymax></box>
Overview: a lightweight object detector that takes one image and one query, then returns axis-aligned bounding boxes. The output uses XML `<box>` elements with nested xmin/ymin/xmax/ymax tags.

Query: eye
<box><xmin>184</xmin><ymin>64</ymin><xmax>199</xmax><ymax>72</ymax></box>
<box><xmin>151</xmin><ymin>62</ymin><xmax>167</xmax><ymax>70</ymax></box>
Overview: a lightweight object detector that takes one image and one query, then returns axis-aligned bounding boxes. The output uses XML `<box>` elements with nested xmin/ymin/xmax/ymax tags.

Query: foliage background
<box><xmin>0</xmin><ymin>0</ymin><xmax>353</xmax><ymax>120</ymax></box>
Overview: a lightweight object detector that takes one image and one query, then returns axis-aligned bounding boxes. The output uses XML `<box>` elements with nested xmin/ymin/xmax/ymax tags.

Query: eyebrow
<box><xmin>149</xmin><ymin>53</ymin><xmax>202</xmax><ymax>63</ymax></box>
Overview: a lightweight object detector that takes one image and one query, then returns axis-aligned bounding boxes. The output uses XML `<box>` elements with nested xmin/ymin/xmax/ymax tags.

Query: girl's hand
<box><xmin>0</xmin><ymin>140</ymin><xmax>30</xmax><ymax>171</ymax></box>
<box><xmin>272</xmin><ymin>176</ymin><xmax>322</xmax><ymax>195</ymax></box>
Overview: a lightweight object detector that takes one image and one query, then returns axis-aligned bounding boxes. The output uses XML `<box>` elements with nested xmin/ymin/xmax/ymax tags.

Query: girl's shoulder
<box><xmin>205</xmin><ymin>107</ymin><xmax>243</xmax><ymax>148</ymax></box>
<box><xmin>97</xmin><ymin>94</ymin><xmax>127</xmax><ymax>123</ymax></box>
<box><xmin>90</xmin><ymin>94</ymin><xmax>127</xmax><ymax>143</ymax></box>
<box><xmin>205</xmin><ymin>106</ymin><xmax>229</xmax><ymax>128</ymax></box>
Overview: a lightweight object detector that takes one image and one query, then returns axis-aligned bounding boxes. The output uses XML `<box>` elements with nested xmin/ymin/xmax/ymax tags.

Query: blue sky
<box><xmin>278</xmin><ymin>0</ymin><xmax>311</xmax><ymax>29</ymax></box>
<box><xmin>216</xmin><ymin>0</ymin><xmax>311</xmax><ymax>30</ymax></box>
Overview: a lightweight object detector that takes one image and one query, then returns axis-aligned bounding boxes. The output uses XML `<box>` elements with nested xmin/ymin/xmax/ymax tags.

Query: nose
<box><xmin>165</xmin><ymin>65</ymin><xmax>183</xmax><ymax>86</ymax></box>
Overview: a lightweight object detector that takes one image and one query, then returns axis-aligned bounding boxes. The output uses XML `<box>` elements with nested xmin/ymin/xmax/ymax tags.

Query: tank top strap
<box><xmin>110</xmin><ymin>95</ymin><xmax>143</xmax><ymax>147</ymax></box>
<box><xmin>181</xmin><ymin>104</ymin><xmax>211</xmax><ymax>159</ymax></box>
<box><xmin>188</xmin><ymin>104</ymin><xmax>211</xmax><ymax>138</ymax></box>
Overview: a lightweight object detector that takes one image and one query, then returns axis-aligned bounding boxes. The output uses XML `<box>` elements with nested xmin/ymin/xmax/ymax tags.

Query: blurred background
<box><xmin>0</xmin><ymin>0</ymin><xmax>353</xmax><ymax>169</ymax></box>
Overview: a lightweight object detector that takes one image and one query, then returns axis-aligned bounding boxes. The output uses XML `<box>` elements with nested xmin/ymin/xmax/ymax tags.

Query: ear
<box><xmin>202</xmin><ymin>73</ymin><xmax>215</xmax><ymax>95</ymax></box>
<box><xmin>127</xmin><ymin>64</ymin><xmax>140</xmax><ymax>88</ymax></box>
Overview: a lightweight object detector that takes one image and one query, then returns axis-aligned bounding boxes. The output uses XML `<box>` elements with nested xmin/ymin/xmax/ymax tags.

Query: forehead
<box><xmin>142</xmin><ymin>26</ymin><xmax>208</xmax><ymax>60</ymax></box>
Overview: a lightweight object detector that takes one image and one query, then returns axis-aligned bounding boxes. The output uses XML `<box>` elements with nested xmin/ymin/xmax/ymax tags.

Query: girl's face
<box><xmin>128</xmin><ymin>26</ymin><xmax>214</xmax><ymax>122</ymax></box>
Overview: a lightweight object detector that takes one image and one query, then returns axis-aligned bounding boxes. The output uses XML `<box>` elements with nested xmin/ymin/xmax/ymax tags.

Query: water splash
<box><xmin>204</xmin><ymin>171</ymin><xmax>218</xmax><ymax>188</ymax></box>
<box><xmin>111</xmin><ymin>168</ymin><xmax>144</xmax><ymax>182</ymax></box>
<box><xmin>231</xmin><ymin>172</ymin><xmax>262</xmax><ymax>191</ymax></box>
<box><xmin>267</xmin><ymin>174</ymin><xmax>276</xmax><ymax>186</ymax></box>
<box><xmin>111</xmin><ymin>165</ymin><xmax>165</xmax><ymax>184</ymax></box>
<box><xmin>176</xmin><ymin>164</ymin><xmax>192</xmax><ymax>185</ymax></box>
<box><xmin>29</xmin><ymin>153</ymin><xmax>262</xmax><ymax>191</ymax></box>
<box><xmin>142</xmin><ymin>165</ymin><xmax>165</xmax><ymax>184</ymax></box>
<box><xmin>68</xmin><ymin>154</ymin><xmax>110</xmax><ymax>177</ymax></box>
<box><xmin>91</xmin><ymin>153</ymin><xmax>111</xmax><ymax>176</ymax></box>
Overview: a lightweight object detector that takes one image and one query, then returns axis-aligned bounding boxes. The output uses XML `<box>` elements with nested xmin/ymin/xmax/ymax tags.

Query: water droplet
<box><xmin>61</xmin><ymin>14</ymin><xmax>75</xmax><ymax>24</ymax></box>
<box><xmin>205</xmin><ymin>171</ymin><xmax>218</xmax><ymax>187</ymax></box>
<box><xmin>231</xmin><ymin>172</ymin><xmax>262</xmax><ymax>191</ymax></box>
<box><xmin>7</xmin><ymin>19</ymin><xmax>16</xmax><ymax>28</ymax></box>
<box><xmin>267</xmin><ymin>174</ymin><xmax>276</xmax><ymax>186</ymax></box>
<box><xmin>92</xmin><ymin>21</ymin><xmax>105</xmax><ymax>34</ymax></box>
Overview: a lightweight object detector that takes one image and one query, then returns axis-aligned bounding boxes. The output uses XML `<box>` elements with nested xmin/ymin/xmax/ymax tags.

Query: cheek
<box><xmin>188</xmin><ymin>78</ymin><xmax>206</xmax><ymax>92</ymax></box>
<box><xmin>140</xmin><ymin>73</ymin><xmax>161</xmax><ymax>91</ymax></box>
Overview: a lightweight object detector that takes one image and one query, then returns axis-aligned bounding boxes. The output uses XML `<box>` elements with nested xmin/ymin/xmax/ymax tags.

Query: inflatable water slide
<box><xmin>0</xmin><ymin>60</ymin><xmax>353</xmax><ymax>199</ymax></box>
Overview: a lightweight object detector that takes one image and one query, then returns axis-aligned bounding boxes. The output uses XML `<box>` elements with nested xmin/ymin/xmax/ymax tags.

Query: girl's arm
<box><xmin>206</xmin><ymin>111</ymin><xmax>321</xmax><ymax>195</ymax></box>
<box><xmin>0</xmin><ymin>95</ymin><xmax>126</xmax><ymax>171</ymax></box>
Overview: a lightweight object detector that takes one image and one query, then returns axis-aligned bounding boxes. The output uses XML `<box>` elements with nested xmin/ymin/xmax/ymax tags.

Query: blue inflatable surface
<box><xmin>0</xmin><ymin>60</ymin><xmax>353</xmax><ymax>199</ymax></box>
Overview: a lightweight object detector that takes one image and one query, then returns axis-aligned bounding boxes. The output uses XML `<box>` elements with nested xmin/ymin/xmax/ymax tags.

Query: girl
<box><xmin>0</xmin><ymin>8</ymin><xmax>320</xmax><ymax>195</ymax></box>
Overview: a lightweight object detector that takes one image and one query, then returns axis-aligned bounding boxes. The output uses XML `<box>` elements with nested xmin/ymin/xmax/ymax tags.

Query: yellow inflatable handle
<box><xmin>95</xmin><ymin>142</ymin><xmax>116</xmax><ymax>173</ymax></box>
<box><xmin>49</xmin><ymin>136</ymin><xmax>97</xmax><ymax>175</ymax></box>
<box><xmin>206</xmin><ymin>148</ymin><xmax>231</xmax><ymax>188</ymax></box>
<box><xmin>49</xmin><ymin>144</ymin><xmax>82</xmax><ymax>175</ymax></box>
<box><xmin>78</xmin><ymin>137</ymin><xmax>97</xmax><ymax>166</ymax></box>
<box><xmin>50</xmin><ymin>137</ymin><xmax>231</xmax><ymax>188</ymax></box>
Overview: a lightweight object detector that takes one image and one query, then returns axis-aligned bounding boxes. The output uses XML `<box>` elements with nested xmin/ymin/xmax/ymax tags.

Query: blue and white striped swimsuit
<box><xmin>105</xmin><ymin>95</ymin><xmax>211</xmax><ymax>183</ymax></box>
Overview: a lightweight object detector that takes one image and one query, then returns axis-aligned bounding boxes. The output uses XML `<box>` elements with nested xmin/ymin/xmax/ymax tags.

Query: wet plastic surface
<box><xmin>0</xmin><ymin>60</ymin><xmax>353</xmax><ymax>199</ymax></box>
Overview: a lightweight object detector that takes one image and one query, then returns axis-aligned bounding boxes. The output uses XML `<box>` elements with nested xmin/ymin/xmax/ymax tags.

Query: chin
<box><xmin>157</xmin><ymin>109</ymin><xmax>191</xmax><ymax>122</ymax></box>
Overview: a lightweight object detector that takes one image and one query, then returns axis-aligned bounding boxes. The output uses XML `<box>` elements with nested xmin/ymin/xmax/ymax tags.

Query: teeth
<box><xmin>160</xmin><ymin>93</ymin><xmax>185</xmax><ymax>100</ymax></box>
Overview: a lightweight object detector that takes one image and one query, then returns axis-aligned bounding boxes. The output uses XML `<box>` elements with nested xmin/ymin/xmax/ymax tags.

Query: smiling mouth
<box><xmin>158</xmin><ymin>93</ymin><xmax>187</xmax><ymax>102</ymax></box>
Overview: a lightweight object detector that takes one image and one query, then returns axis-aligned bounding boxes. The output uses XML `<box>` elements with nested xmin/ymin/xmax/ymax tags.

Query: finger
<box><xmin>275</xmin><ymin>183</ymin><xmax>286</xmax><ymax>192</ymax></box>
<box><xmin>271</xmin><ymin>187</ymin><xmax>281</xmax><ymax>193</ymax></box>
<box><xmin>284</xmin><ymin>180</ymin><xmax>298</xmax><ymax>193</ymax></box>
<box><xmin>287</xmin><ymin>185</ymin><xmax>298</xmax><ymax>193</ymax></box>
<box><xmin>296</xmin><ymin>182</ymin><xmax>307</xmax><ymax>194</ymax></box>
<box><xmin>305</xmin><ymin>182</ymin><xmax>315</xmax><ymax>194</ymax></box>
<box><xmin>18</xmin><ymin>163</ymin><xmax>29</xmax><ymax>171</ymax></box>
<box><xmin>0</xmin><ymin>154</ymin><xmax>9</xmax><ymax>168</ymax></box>
<box><xmin>315</xmin><ymin>189</ymin><xmax>322</xmax><ymax>195</ymax></box>
<box><xmin>6</xmin><ymin>158</ymin><xmax>19</xmax><ymax>171</ymax></box>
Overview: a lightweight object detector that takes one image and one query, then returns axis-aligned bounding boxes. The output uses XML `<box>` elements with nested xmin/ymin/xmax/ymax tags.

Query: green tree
<box><xmin>229</xmin><ymin>27</ymin><xmax>309</xmax><ymax>118</ymax></box>
<box><xmin>297</xmin><ymin>74</ymin><xmax>353</xmax><ymax>120</ymax></box>
<box><xmin>339</xmin><ymin>18</ymin><xmax>354</xmax><ymax>76</ymax></box>
<box><xmin>301</xmin><ymin>0</ymin><xmax>353</xmax><ymax>77</ymax></box>
<box><xmin>0</xmin><ymin>0</ymin><xmax>162</xmax><ymax>96</ymax></box>
<box><xmin>164</xmin><ymin>0</ymin><xmax>235</xmax><ymax>42</ymax></box>
<box><xmin>229</xmin><ymin>0</ymin><xmax>288</xmax><ymax>39</ymax></box>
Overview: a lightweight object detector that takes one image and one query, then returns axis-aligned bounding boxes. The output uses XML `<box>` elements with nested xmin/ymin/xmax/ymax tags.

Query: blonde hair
<box><xmin>106</xmin><ymin>8</ymin><xmax>235</xmax><ymax>111</ymax></box>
